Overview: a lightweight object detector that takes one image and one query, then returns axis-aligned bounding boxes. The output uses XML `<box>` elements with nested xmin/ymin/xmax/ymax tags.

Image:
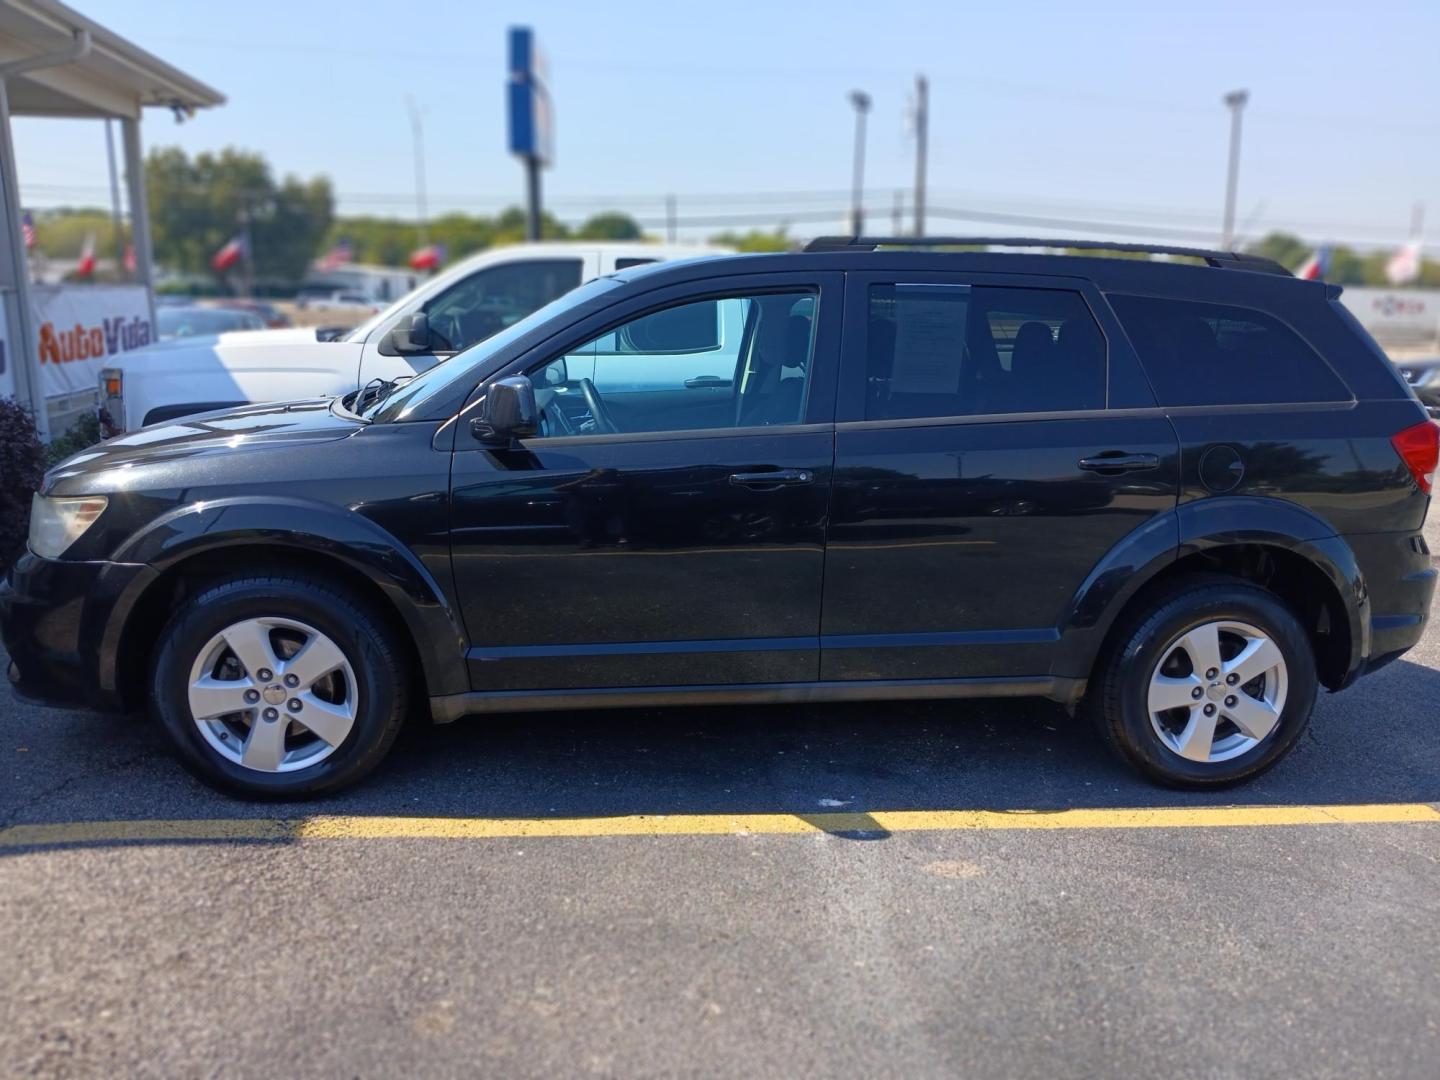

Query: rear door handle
<box><xmin>1078</xmin><ymin>452</ymin><xmax>1160</xmax><ymax>474</ymax></box>
<box><xmin>729</xmin><ymin>469</ymin><xmax>814</xmax><ymax>489</ymax></box>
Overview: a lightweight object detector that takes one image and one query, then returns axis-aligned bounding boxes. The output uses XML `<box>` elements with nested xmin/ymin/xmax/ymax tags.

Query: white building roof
<box><xmin>0</xmin><ymin>0</ymin><xmax>224</xmax><ymax>119</ymax></box>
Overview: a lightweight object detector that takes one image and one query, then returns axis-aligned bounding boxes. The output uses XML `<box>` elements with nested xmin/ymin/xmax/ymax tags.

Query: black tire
<box><xmin>1093</xmin><ymin>576</ymin><xmax>1318</xmax><ymax>788</ymax></box>
<box><xmin>151</xmin><ymin>573</ymin><xmax>409</xmax><ymax>798</ymax></box>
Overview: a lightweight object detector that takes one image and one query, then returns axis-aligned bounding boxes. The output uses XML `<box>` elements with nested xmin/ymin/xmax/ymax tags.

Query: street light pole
<box><xmin>912</xmin><ymin>74</ymin><xmax>928</xmax><ymax>238</ymax></box>
<box><xmin>1221</xmin><ymin>88</ymin><xmax>1249</xmax><ymax>249</ymax></box>
<box><xmin>407</xmin><ymin>96</ymin><xmax>429</xmax><ymax>249</ymax></box>
<box><xmin>849</xmin><ymin>90</ymin><xmax>871</xmax><ymax>237</ymax></box>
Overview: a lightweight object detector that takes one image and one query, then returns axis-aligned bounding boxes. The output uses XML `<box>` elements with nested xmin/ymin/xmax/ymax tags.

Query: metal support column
<box><xmin>0</xmin><ymin>76</ymin><xmax>46</xmax><ymax>434</ymax></box>
<box><xmin>119</xmin><ymin>116</ymin><xmax>157</xmax><ymax>336</ymax></box>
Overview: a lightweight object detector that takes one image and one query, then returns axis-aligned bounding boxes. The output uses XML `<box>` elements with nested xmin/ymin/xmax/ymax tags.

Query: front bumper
<box><xmin>1</xmin><ymin>551</ymin><xmax>154</xmax><ymax>711</ymax></box>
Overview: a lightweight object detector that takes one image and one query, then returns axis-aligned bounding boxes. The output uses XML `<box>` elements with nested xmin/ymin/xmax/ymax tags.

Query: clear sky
<box><xmin>11</xmin><ymin>0</ymin><xmax>1440</xmax><ymax>249</ymax></box>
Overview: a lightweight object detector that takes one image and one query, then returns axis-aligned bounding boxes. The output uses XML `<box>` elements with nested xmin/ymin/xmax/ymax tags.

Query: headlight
<box><xmin>28</xmin><ymin>494</ymin><xmax>108</xmax><ymax>558</ymax></box>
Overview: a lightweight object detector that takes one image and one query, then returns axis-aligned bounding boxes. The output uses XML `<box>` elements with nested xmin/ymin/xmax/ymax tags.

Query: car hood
<box><xmin>45</xmin><ymin>398</ymin><xmax>361</xmax><ymax>495</ymax></box>
<box><xmin>147</xmin><ymin>326</ymin><xmax>322</xmax><ymax>350</ymax></box>
<box><xmin>114</xmin><ymin>327</ymin><xmax>362</xmax><ymax>376</ymax></box>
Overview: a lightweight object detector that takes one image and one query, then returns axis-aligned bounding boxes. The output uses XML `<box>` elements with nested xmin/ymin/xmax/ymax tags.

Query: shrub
<box><xmin>46</xmin><ymin>411</ymin><xmax>103</xmax><ymax>466</ymax></box>
<box><xmin>0</xmin><ymin>399</ymin><xmax>47</xmax><ymax>574</ymax></box>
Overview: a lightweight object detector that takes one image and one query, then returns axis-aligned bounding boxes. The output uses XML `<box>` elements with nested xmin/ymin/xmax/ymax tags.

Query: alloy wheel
<box><xmin>186</xmin><ymin>617</ymin><xmax>358</xmax><ymax>773</ymax></box>
<box><xmin>1146</xmin><ymin>619</ymin><xmax>1288</xmax><ymax>764</ymax></box>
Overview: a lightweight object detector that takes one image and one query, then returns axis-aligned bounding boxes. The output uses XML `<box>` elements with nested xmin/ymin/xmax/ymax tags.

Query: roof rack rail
<box><xmin>802</xmin><ymin>236</ymin><xmax>1292</xmax><ymax>276</ymax></box>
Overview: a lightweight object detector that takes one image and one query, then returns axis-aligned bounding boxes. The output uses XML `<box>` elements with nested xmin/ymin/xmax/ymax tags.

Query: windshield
<box><xmin>344</xmin><ymin>288</ymin><xmax>415</xmax><ymax>343</ymax></box>
<box><xmin>364</xmin><ymin>276</ymin><xmax>623</xmax><ymax>423</ymax></box>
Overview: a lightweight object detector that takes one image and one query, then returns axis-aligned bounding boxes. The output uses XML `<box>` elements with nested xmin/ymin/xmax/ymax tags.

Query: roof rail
<box><xmin>802</xmin><ymin>236</ymin><xmax>1292</xmax><ymax>276</ymax></box>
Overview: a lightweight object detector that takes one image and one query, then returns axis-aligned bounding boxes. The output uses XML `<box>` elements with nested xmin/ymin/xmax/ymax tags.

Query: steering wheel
<box><xmin>540</xmin><ymin>396</ymin><xmax>575</xmax><ymax>437</ymax></box>
<box><xmin>578</xmin><ymin>378</ymin><xmax>620</xmax><ymax>434</ymax></box>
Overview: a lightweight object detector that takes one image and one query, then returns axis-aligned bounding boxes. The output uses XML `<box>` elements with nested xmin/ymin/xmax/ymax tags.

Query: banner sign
<box><xmin>28</xmin><ymin>284</ymin><xmax>154</xmax><ymax>398</ymax></box>
<box><xmin>1339</xmin><ymin>287</ymin><xmax>1438</xmax><ymax>347</ymax></box>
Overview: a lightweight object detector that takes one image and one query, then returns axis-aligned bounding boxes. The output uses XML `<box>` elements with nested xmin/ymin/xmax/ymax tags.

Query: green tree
<box><xmin>146</xmin><ymin>146</ymin><xmax>334</xmax><ymax>289</ymax></box>
<box><xmin>30</xmin><ymin>207</ymin><xmax>124</xmax><ymax>259</ymax></box>
<box><xmin>1245</xmin><ymin>230</ymin><xmax>1440</xmax><ymax>286</ymax></box>
<box><xmin>576</xmin><ymin>212</ymin><xmax>643</xmax><ymax>240</ymax></box>
<box><xmin>1246</xmin><ymin>231</ymin><xmax>1310</xmax><ymax>272</ymax></box>
<box><xmin>708</xmin><ymin>228</ymin><xmax>792</xmax><ymax>253</ymax></box>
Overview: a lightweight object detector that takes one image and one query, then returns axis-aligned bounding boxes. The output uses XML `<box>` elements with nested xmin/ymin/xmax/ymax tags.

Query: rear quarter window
<box><xmin>1109</xmin><ymin>294</ymin><xmax>1350</xmax><ymax>407</ymax></box>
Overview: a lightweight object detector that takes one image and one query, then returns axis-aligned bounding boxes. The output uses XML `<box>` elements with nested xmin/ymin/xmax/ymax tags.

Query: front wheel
<box><xmin>151</xmin><ymin>573</ymin><xmax>409</xmax><ymax>798</ymax></box>
<box><xmin>1094</xmin><ymin>579</ymin><xmax>1318</xmax><ymax>788</ymax></box>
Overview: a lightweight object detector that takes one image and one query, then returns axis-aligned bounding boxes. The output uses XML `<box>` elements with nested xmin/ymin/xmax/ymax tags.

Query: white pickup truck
<box><xmin>99</xmin><ymin>242</ymin><xmax>721</xmax><ymax>433</ymax></box>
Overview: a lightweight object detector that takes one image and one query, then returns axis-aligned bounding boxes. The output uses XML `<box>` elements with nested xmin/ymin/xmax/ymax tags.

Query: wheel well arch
<box><xmin>1094</xmin><ymin>543</ymin><xmax>1355</xmax><ymax>692</ymax></box>
<box><xmin>114</xmin><ymin>544</ymin><xmax>433</xmax><ymax>713</ymax></box>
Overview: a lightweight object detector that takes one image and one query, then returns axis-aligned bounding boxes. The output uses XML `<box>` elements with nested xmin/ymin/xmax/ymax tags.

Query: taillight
<box><xmin>1391</xmin><ymin>420</ymin><xmax>1439</xmax><ymax>495</ymax></box>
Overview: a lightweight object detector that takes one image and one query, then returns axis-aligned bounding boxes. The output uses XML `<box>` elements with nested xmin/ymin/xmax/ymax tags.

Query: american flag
<box><xmin>314</xmin><ymin>238</ymin><xmax>353</xmax><ymax>271</ymax></box>
<box><xmin>21</xmin><ymin>211</ymin><xmax>36</xmax><ymax>250</ymax></box>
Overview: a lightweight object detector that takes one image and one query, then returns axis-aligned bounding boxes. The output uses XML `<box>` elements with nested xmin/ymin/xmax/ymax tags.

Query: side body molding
<box><xmin>107</xmin><ymin>496</ymin><xmax>470</xmax><ymax>698</ymax></box>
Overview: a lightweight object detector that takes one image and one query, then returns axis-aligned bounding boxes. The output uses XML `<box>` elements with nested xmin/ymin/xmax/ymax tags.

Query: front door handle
<box><xmin>1078</xmin><ymin>452</ymin><xmax>1160</xmax><ymax>475</ymax></box>
<box><xmin>729</xmin><ymin>468</ymin><xmax>814</xmax><ymax>489</ymax></box>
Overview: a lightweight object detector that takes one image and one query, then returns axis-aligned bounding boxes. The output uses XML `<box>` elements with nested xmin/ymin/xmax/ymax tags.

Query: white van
<box><xmin>99</xmin><ymin>242</ymin><xmax>722</xmax><ymax>433</ymax></box>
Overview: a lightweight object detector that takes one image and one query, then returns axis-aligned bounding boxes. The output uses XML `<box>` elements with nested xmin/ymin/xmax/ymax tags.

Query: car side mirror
<box><xmin>391</xmin><ymin>312</ymin><xmax>430</xmax><ymax>354</ymax></box>
<box><xmin>470</xmin><ymin>375</ymin><xmax>538</xmax><ymax>443</ymax></box>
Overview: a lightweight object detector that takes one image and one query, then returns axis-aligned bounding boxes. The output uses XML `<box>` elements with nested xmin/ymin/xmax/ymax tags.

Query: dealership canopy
<box><xmin>0</xmin><ymin>0</ymin><xmax>224</xmax><ymax>436</ymax></box>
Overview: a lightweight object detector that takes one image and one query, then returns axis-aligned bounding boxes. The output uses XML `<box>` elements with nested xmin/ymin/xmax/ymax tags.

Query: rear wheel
<box><xmin>151</xmin><ymin>573</ymin><xmax>409</xmax><ymax>798</ymax></box>
<box><xmin>1094</xmin><ymin>579</ymin><xmax>1318</xmax><ymax>788</ymax></box>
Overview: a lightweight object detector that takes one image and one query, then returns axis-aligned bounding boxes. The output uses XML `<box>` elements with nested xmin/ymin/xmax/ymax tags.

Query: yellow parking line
<box><xmin>0</xmin><ymin>802</ymin><xmax>1436</xmax><ymax>850</ymax></box>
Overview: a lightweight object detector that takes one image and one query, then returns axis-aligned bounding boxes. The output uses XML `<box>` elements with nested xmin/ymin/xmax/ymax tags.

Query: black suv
<box><xmin>3</xmin><ymin>238</ymin><xmax>1436</xmax><ymax>797</ymax></box>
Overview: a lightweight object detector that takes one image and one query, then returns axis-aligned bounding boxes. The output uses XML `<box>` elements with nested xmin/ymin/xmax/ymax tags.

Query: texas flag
<box><xmin>211</xmin><ymin>233</ymin><xmax>248</xmax><ymax>273</ymax></box>
<box><xmin>408</xmin><ymin>243</ymin><xmax>446</xmax><ymax>271</ymax></box>
<box><xmin>1294</xmin><ymin>245</ymin><xmax>1331</xmax><ymax>281</ymax></box>
<box><xmin>1385</xmin><ymin>240</ymin><xmax>1422</xmax><ymax>286</ymax></box>
<box><xmin>75</xmin><ymin>232</ymin><xmax>96</xmax><ymax>277</ymax></box>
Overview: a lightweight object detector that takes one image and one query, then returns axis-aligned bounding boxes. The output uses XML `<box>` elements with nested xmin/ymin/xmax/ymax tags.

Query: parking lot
<box><xmin>1</xmin><ymin>517</ymin><xmax>1437</xmax><ymax>1079</ymax></box>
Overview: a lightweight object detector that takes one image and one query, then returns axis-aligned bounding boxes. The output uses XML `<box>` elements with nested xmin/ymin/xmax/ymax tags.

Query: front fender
<box><xmin>106</xmin><ymin>496</ymin><xmax>469</xmax><ymax>698</ymax></box>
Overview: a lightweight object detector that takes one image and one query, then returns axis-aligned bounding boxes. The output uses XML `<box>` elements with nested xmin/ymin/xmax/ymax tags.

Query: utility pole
<box><xmin>666</xmin><ymin>194</ymin><xmax>677</xmax><ymax>244</ymax></box>
<box><xmin>407</xmin><ymin>96</ymin><xmax>429</xmax><ymax>248</ymax></box>
<box><xmin>239</xmin><ymin>197</ymin><xmax>253</xmax><ymax>299</ymax></box>
<box><xmin>1221</xmin><ymin>89</ymin><xmax>1249</xmax><ymax>249</ymax></box>
<box><xmin>848</xmin><ymin>90</ymin><xmax>871</xmax><ymax>237</ymax></box>
<box><xmin>892</xmin><ymin>188</ymin><xmax>905</xmax><ymax>234</ymax></box>
<box><xmin>104</xmin><ymin>119</ymin><xmax>124</xmax><ymax>274</ymax></box>
<box><xmin>912</xmin><ymin>75</ymin><xmax>928</xmax><ymax>238</ymax></box>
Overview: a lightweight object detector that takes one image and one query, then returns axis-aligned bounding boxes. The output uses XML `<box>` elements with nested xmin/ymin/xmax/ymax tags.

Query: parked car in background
<box><xmin>1393</xmin><ymin>356</ymin><xmax>1440</xmax><ymax>409</ymax></box>
<box><xmin>208</xmin><ymin>299</ymin><xmax>292</xmax><ymax>329</ymax></box>
<box><xmin>98</xmin><ymin>243</ymin><xmax>724</xmax><ymax>434</ymax></box>
<box><xmin>295</xmin><ymin>289</ymin><xmax>381</xmax><ymax>314</ymax></box>
<box><xmin>14</xmin><ymin>238</ymin><xmax>1435</xmax><ymax>798</ymax></box>
<box><xmin>156</xmin><ymin>305</ymin><xmax>266</xmax><ymax>341</ymax></box>
<box><xmin>297</xmin><ymin>265</ymin><xmax>419</xmax><ymax>308</ymax></box>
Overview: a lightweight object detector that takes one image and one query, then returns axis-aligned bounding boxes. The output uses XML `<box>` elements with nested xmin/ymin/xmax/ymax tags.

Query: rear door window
<box><xmin>1108</xmin><ymin>294</ymin><xmax>1350</xmax><ymax>406</ymax></box>
<box><xmin>865</xmin><ymin>284</ymin><xmax>1106</xmax><ymax>420</ymax></box>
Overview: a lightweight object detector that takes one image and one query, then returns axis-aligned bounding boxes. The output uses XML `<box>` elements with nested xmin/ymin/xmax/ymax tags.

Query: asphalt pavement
<box><xmin>1</xmin><ymin>519</ymin><xmax>1438</xmax><ymax>1077</ymax></box>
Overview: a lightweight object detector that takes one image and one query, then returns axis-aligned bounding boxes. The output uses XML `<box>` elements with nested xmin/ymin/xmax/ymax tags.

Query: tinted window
<box><xmin>1109</xmin><ymin>295</ymin><xmax>1349</xmax><ymax>406</ymax></box>
<box><xmin>529</xmin><ymin>290</ymin><xmax>817</xmax><ymax>436</ymax></box>
<box><xmin>423</xmin><ymin>259</ymin><xmax>583</xmax><ymax>352</ymax></box>
<box><xmin>866</xmin><ymin>285</ymin><xmax>1106</xmax><ymax>420</ymax></box>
